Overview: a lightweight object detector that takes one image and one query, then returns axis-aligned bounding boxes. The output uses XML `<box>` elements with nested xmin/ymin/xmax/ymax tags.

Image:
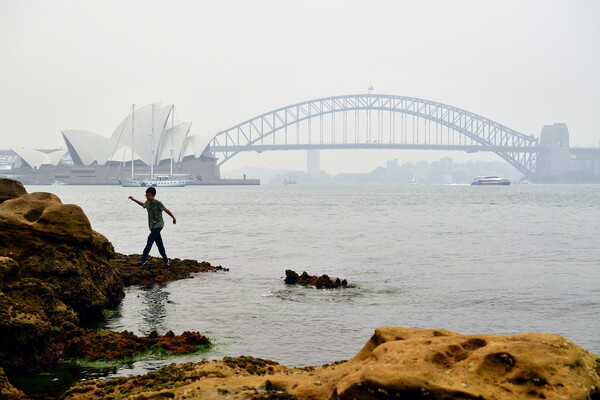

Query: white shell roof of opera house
<box><xmin>61</xmin><ymin>103</ymin><xmax>212</xmax><ymax>166</ymax></box>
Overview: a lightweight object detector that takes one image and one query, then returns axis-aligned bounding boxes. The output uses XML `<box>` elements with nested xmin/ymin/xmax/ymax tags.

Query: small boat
<box><xmin>52</xmin><ymin>180</ymin><xmax>67</xmax><ymax>185</ymax></box>
<box><xmin>471</xmin><ymin>176</ymin><xmax>511</xmax><ymax>185</ymax></box>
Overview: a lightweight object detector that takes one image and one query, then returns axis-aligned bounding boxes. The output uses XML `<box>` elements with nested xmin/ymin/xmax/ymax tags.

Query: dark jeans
<box><xmin>142</xmin><ymin>228</ymin><xmax>167</xmax><ymax>261</ymax></box>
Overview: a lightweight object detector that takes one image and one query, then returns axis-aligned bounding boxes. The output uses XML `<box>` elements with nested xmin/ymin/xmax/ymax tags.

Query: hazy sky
<box><xmin>1</xmin><ymin>0</ymin><xmax>598</xmax><ymax>174</ymax></box>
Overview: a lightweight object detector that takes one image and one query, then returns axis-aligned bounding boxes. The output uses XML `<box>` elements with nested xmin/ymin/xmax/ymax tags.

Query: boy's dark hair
<box><xmin>145</xmin><ymin>187</ymin><xmax>157</xmax><ymax>196</ymax></box>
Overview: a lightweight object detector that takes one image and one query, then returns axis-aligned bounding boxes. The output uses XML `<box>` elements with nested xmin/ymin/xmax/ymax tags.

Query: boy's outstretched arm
<box><xmin>164</xmin><ymin>208</ymin><xmax>177</xmax><ymax>224</ymax></box>
<box><xmin>128</xmin><ymin>196</ymin><xmax>144</xmax><ymax>207</ymax></box>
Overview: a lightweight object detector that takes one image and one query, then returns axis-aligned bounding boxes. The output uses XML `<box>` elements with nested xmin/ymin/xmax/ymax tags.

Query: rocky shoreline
<box><xmin>1</xmin><ymin>178</ymin><xmax>599</xmax><ymax>400</ymax></box>
<box><xmin>60</xmin><ymin>327</ymin><xmax>600</xmax><ymax>400</ymax></box>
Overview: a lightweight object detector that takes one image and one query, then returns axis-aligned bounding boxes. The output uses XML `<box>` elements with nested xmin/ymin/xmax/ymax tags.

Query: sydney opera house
<box><xmin>1</xmin><ymin>104</ymin><xmax>256</xmax><ymax>185</ymax></box>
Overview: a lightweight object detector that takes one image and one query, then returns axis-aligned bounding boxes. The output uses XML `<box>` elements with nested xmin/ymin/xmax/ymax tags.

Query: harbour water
<box><xmin>26</xmin><ymin>183</ymin><xmax>600</xmax><ymax>380</ymax></box>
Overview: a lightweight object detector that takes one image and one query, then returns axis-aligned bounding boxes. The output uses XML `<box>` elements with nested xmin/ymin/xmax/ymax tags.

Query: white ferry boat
<box><xmin>470</xmin><ymin>176</ymin><xmax>511</xmax><ymax>186</ymax></box>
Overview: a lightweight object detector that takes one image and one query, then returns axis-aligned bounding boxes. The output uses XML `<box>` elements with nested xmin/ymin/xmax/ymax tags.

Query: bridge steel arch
<box><xmin>208</xmin><ymin>94</ymin><xmax>540</xmax><ymax>177</ymax></box>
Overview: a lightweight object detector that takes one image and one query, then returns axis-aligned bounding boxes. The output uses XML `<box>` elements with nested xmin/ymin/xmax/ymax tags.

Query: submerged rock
<box><xmin>284</xmin><ymin>269</ymin><xmax>348</xmax><ymax>288</ymax></box>
<box><xmin>62</xmin><ymin>327</ymin><xmax>600</xmax><ymax>400</ymax></box>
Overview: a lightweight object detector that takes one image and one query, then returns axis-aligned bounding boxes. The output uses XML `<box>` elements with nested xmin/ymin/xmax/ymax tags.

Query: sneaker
<box><xmin>137</xmin><ymin>259</ymin><xmax>148</xmax><ymax>266</ymax></box>
<box><xmin>163</xmin><ymin>259</ymin><xmax>169</xmax><ymax>267</ymax></box>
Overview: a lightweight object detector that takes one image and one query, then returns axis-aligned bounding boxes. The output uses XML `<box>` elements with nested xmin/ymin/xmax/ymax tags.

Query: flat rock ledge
<box><xmin>62</xmin><ymin>326</ymin><xmax>600</xmax><ymax>400</ymax></box>
<box><xmin>113</xmin><ymin>253</ymin><xmax>228</xmax><ymax>287</ymax></box>
<box><xmin>284</xmin><ymin>269</ymin><xmax>348</xmax><ymax>288</ymax></box>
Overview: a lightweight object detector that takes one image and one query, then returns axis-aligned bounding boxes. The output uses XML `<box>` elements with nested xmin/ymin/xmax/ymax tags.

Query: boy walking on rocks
<box><xmin>128</xmin><ymin>187</ymin><xmax>176</xmax><ymax>267</ymax></box>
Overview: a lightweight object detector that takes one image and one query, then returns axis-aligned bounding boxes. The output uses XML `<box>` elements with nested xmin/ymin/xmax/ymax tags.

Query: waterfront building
<box><xmin>1</xmin><ymin>104</ymin><xmax>257</xmax><ymax>185</ymax></box>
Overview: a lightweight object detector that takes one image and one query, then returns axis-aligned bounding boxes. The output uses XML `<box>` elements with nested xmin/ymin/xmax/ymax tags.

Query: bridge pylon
<box><xmin>535</xmin><ymin>123</ymin><xmax>570</xmax><ymax>181</ymax></box>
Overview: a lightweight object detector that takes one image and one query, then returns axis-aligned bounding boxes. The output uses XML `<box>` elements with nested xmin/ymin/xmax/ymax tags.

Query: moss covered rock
<box><xmin>0</xmin><ymin>188</ymin><xmax>124</xmax><ymax>374</ymax></box>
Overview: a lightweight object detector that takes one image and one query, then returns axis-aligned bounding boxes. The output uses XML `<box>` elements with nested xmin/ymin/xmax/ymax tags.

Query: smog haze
<box><xmin>1</xmin><ymin>0</ymin><xmax>598</xmax><ymax>173</ymax></box>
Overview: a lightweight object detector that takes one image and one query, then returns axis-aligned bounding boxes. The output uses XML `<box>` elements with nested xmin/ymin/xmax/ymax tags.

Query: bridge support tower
<box><xmin>307</xmin><ymin>150</ymin><xmax>320</xmax><ymax>178</ymax></box>
<box><xmin>536</xmin><ymin>123</ymin><xmax>570</xmax><ymax>181</ymax></box>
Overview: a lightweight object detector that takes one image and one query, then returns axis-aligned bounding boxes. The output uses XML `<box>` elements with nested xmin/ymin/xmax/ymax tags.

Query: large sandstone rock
<box><xmin>0</xmin><ymin>192</ymin><xmax>93</xmax><ymax>241</ymax></box>
<box><xmin>0</xmin><ymin>189</ymin><xmax>124</xmax><ymax>374</ymax></box>
<box><xmin>63</xmin><ymin>326</ymin><xmax>600</xmax><ymax>400</ymax></box>
<box><xmin>330</xmin><ymin>327</ymin><xmax>600</xmax><ymax>399</ymax></box>
<box><xmin>0</xmin><ymin>178</ymin><xmax>27</xmax><ymax>204</ymax></box>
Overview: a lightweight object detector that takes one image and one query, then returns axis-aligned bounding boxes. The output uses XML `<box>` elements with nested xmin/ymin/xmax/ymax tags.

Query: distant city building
<box><xmin>386</xmin><ymin>159</ymin><xmax>399</xmax><ymax>171</ymax></box>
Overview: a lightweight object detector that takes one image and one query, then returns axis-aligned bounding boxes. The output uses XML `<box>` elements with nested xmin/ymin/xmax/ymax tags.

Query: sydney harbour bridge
<box><xmin>208</xmin><ymin>94</ymin><xmax>599</xmax><ymax>181</ymax></box>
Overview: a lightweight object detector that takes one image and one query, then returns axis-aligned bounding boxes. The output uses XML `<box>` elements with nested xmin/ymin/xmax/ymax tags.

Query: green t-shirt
<box><xmin>143</xmin><ymin>200</ymin><xmax>166</xmax><ymax>229</ymax></box>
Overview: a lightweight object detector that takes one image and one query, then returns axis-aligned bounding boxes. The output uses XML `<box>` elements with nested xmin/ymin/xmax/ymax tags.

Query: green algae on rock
<box><xmin>63</xmin><ymin>329</ymin><xmax>210</xmax><ymax>361</ymax></box>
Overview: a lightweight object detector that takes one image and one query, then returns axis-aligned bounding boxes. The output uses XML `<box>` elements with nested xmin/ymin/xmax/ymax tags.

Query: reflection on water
<box><xmin>266</xmin><ymin>286</ymin><xmax>363</xmax><ymax>303</ymax></box>
<box><xmin>139</xmin><ymin>286</ymin><xmax>171</xmax><ymax>334</ymax></box>
<box><xmin>14</xmin><ymin>286</ymin><xmax>195</xmax><ymax>397</ymax></box>
<box><xmin>11</xmin><ymin>361</ymin><xmax>121</xmax><ymax>398</ymax></box>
